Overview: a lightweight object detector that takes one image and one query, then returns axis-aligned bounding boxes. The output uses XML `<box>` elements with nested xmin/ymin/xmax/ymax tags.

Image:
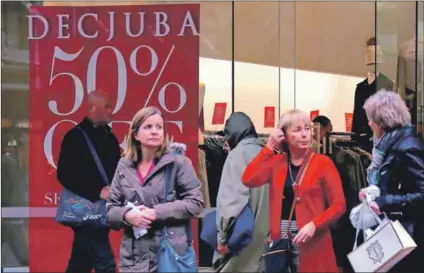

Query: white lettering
<box><xmin>124</xmin><ymin>12</ymin><xmax>145</xmax><ymax>37</ymax></box>
<box><xmin>27</xmin><ymin>14</ymin><xmax>49</xmax><ymax>40</ymax></box>
<box><xmin>158</xmin><ymin>83</ymin><xmax>187</xmax><ymax>113</ymax></box>
<box><xmin>178</xmin><ymin>11</ymin><xmax>199</xmax><ymax>36</ymax></box>
<box><xmin>155</xmin><ymin>12</ymin><xmax>170</xmax><ymax>37</ymax></box>
<box><xmin>107</xmin><ymin>12</ymin><xmax>115</xmax><ymax>42</ymax></box>
<box><xmin>83</xmin><ymin>213</ymin><xmax>102</xmax><ymax>220</ymax></box>
<box><xmin>129</xmin><ymin>45</ymin><xmax>158</xmax><ymax>76</ymax></box>
<box><xmin>78</xmin><ymin>13</ymin><xmax>99</xmax><ymax>39</ymax></box>
<box><xmin>63</xmin><ymin>211</ymin><xmax>76</xmax><ymax>219</ymax></box>
<box><xmin>109</xmin><ymin>121</ymin><xmax>132</xmax><ymax>151</ymax></box>
<box><xmin>49</xmin><ymin>46</ymin><xmax>85</xmax><ymax>116</ymax></box>
<box><xmin>44</xmin><ymin>120</ymin><xmax>77</xmax><ymax>169</ymax></box>
<box><xmin>57</xmin><ymin>14</ymin><xmax>71</xmax><ymax>39</ymax></box>
<box><xmin>87</xmin><ymin>46</ymin><xmax>127</xmax><ymax>114</ymax></box>
<box><xmin>165</xmin><ymin>121</ymin><xmax>183</xmax><ymax>143</ymax></box>
<box><xmin>44</xmin><ymin>192</ymin><xmax>62</xmax><ymax>205</ymax></box>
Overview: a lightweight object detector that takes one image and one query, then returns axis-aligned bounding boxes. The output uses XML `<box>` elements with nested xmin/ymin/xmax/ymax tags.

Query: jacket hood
<box><xmin>223</xmin><ymin>112</ymin><xmax>257</xmax><ymax>150</ymax></box>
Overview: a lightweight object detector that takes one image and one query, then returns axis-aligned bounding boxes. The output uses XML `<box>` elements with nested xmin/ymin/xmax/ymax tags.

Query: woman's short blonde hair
<box><xmin>363</xmin><ymin>90</ymin><xmax>411</xmax><ymax>130</ymax></box>
<box><xmin>278</xmin><ymin>109</ymin><xmax>311</xmax><ymax>132</ymax></box>
<box><xmin>124</xmin><ymin>106</ymin><xmax>169</xmax><ymax>163</ymax></box>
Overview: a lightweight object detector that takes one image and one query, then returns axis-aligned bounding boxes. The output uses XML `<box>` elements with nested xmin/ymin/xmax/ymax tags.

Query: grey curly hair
<box><xmin>363</xmin><ymin>90</ymin><xmax>411</xmax><ymax>130</ymax></box>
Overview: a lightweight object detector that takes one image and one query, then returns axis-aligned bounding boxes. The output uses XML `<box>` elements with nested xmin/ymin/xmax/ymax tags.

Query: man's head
<box><xmin>86</xmin><ymin>89</ymin><xmax>113</xmax><ymax>125</ymax></box>
<box><xmin>312</xmin><ymin>115</ymin><xmax>333</xmax><ymax>139</ymax></box>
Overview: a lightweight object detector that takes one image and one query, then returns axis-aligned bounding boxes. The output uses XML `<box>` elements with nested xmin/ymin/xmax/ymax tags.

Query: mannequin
<box><xmin>351</xmin><ymin>37</ymin><xmax>394</xmax><ymax>153</ymax></box>
<box><xmin>396</xmin><ymin>22</ymin><xmax>423</xmax><ymax>128</ymax></box>
<box><xmin>197</xmin><ymin>82</ymin><xmax>211</xmax><ymax>208</ymax></box>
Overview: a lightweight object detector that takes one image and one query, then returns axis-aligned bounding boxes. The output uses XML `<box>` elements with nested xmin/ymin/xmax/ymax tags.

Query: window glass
<box><xmin>234</xmin><ymin>2</ymin><xmax>281</xmax><ymax>134</ymax></box>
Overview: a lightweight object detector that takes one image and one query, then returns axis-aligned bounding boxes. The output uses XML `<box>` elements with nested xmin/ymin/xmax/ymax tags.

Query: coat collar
<box><xmin>118</xmin><ymin>148</ymin><xmax>178</xmax><ymax>204</ymax></box>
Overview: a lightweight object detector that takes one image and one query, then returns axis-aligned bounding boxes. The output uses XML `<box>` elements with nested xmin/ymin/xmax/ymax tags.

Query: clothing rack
<box><xmin>323</xmin><ymin>132</ymin><xmax>356</xmax><ymax>154</ymax></box>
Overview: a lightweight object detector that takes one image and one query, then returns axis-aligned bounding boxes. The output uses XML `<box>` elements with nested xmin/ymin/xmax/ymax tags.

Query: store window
<box><xmin>234</xmin><ymin>2</ymin><xmax>281</xmax><ymax>134</ymax></box>
<box><xmin>376</xmin><ymin>2</ymin><xmax>424</xmax><ymax>136</ymax></box>
<box><xmin>1</xmin><ymin>1</ymin><xmax>33</xmax><ymax>270</ymax></box>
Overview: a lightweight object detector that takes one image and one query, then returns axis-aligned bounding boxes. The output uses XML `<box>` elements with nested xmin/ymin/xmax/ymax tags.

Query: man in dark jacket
<box><xmin>57</xmin><ymin>90</ymin><xmax>121</xmax><ymax>273</ymax></box>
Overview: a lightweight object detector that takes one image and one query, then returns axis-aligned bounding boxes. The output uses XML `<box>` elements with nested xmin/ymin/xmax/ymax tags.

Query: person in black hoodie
<box><xmin>214</xmin><ymin>112</ymin><xmax>269</xmax><ymax>272</ymax></box>
<box><xmin>57</xmin><ymin>90</ymin><xmax>121</xmax><ymax>273</ymax></box>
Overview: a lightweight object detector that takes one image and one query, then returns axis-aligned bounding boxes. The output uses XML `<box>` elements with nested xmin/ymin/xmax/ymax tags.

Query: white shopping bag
<box><xmin>347</xmin><ymin>213</ymin><xmax>417</xmax><ymax>272</ymax></box>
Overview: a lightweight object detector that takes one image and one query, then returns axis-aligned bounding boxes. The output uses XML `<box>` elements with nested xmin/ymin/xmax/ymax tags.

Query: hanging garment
<box><xmin>327</xmin><ymin>146</ymin><xmax>366</xmax><ymax>271</ymax></box>
<box><xmin>352</xmin><ymin>73</ymin><xmax>394</xmax><ymax>152</ymax></box>
<box><xmin>198</xmin><ymin>148</ymin><xmax>211</xmax><ymax>208</ymax></box>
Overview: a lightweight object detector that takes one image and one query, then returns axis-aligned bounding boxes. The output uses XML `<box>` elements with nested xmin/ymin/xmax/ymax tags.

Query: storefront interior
<box><xmin>1</xmin><ymin>1</ymin><xmax>424</xmax><ymax>270</ymax></box>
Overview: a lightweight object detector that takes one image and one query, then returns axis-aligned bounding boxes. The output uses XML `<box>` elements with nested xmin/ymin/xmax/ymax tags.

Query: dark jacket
<box><xmin>374</xmin><ymin>126</ymin><xmax>424</xmax><ymax>270</ymax></box>
<box><xmin>57</xmin><ymin>118</ymin><xmax>121</xmax><ymax>202</ymax></box>
<box><xmin>352</xmin><ymin>74</ymin><xmax>394</xmax><ymax>140</ymax></box>
<box><xmin>106</xmin><ymin>146</ymin><xmax>204</xmax><ymax>272</ymax></box>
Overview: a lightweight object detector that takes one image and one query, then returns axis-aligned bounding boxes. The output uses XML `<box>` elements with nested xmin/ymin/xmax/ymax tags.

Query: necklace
<box><xmin>288</xmin><ymin>149</ymin><xmax>310</xmax><ymax>188</ymax></box>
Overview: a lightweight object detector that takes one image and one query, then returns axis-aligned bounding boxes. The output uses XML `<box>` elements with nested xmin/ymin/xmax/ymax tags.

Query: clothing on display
<box><xmin>351</xmin><ymin>73</ymin><xmax>394</xmax><ymax>152</ymax></box>
<box><xmin>321</xmin><ymin>133</ymin><xmax>371</xmax><ymax>273</ymax></box>
<box><xmin>396</xmin><ymin>38</ymin><xmax>423</xmax><ymax>127</ymax></box>
<box><xmin>197</xmin><ymin>148</ymin><xmax>211</xmax><ymax>209</ymax></box>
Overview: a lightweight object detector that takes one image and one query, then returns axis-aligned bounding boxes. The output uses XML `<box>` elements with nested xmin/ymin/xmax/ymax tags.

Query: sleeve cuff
<box><xmin>153</xmin><ymin>203</ymin><xmax>170</xmax><ymax>221</ymax></box>
<box><xmin>121</xmin><ymin>207</ymin><xmax>133</xmax><ymax>223</ymax></box>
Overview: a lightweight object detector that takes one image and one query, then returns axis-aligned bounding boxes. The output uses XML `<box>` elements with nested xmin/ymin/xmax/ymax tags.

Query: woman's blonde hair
<box><xmin>278</xmin><ymin>109</ymin><xmax>312</xmax><ymax>132</ymax></box>
<box><xmin>277</xmin><ymin>109</ymin><xmax>312</xmax><ymax>152</ymax></box>
<box><xmin>124</xmin><ymin>106</ymin><xmax>169</xmax><ymax>163</ymax></box>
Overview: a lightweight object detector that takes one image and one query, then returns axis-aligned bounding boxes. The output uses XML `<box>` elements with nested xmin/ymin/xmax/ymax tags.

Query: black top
<box><xmin>57</xmin><ymin>117</ymin><xmax>121</xmax><ymax>202</ymax></box>
<box><xmin>282</xmin><ymin>163</ymin><xmax>299</xmax><ymax>220</ymax></box>
<box><xmin>352</xmin><ymin>73</ymin><xmax>394</xmax><ymax>139</ymax></box>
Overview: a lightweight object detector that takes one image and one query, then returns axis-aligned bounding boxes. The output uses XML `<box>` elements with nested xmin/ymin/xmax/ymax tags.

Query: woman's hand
<box><xmin>124</xmin><ymin>206</ymin><xmax>156</xmax><ymax>228</ymax></box>
<box><xmin>217</xmin><ymin>243</ymin><xmax>229</xmax><ymax>255</ymax></box>
<box><xmin>369</xmin><ymin>201</ymin><xmax>382</xmax><ymax>215</ymax></box>
<box><xmin>359</xmin><ymin>188</ymin><xmax>366</xmax><ymax>201</ymax></box>
<box><xmin>293</xmin><ymin>222</ymin><xmax>316</xmax><ymax>245</ymax></box>
<box><xmin>266</xmin><ymin>128</ymin><xmax>286</xmax><ymax>151</ymax></box>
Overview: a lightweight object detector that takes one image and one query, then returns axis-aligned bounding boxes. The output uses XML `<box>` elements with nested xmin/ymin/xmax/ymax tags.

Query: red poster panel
<box><xmin>212</xmin><ymin>102</ymin><xmax>227</xmax><ymax>125</ymax></box>
<box><xmin>310</xmin><ymin>110</ymin><xmax>320</xmax><ymax>121</ymax></box>
<box><xmin>345</xmin><ymin>113</ymin><xmax>353</xmax><ymax>132</ymax></box>
<box><xmin>264</xmin><ymin>106</ymin><xmax>275</xmax><ymax>128</ymax></box>
<box><xmin>29</xmin><ymin>4</ymin><xmax>199</xmax><ymax>272</ymax></box>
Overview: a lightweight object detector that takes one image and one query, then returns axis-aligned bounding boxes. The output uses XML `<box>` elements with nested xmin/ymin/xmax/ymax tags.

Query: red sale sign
<box><xmin>264</xmin><ymin>107</ymin><xmax>275</xmax><ymax>128</ymax></box>
<box><xmin>310</xmin><ymin>110</ymin><xmax>320</xmax><ymax>121</ymax></box>
<box><xmin>29</xmin><ymin>4</ymin><xmax>199</xmax><ymax>271</ymax></box>
<box><xmin>345</xmin><ymin>113</ymin><xmax>353</xmax><ymax>132</ymax></box>
<box><xmin>212</xmin><ymin>102</ymin><xmax>227</xmax><ymax>125</ymax></box>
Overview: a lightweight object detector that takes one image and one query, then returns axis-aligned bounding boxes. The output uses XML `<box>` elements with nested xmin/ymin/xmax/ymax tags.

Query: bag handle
<box><xmin>161</xmin><ymin>162</ymin><xmax>193</xmax><ymax>244</ymax></box>
<box><xmin>286</xmin><ymin>151</ymin><xmax>314</xmax><ymax>237</ymax></box>
<box><xmin>352</xmin><ymin>199</ymin><xmax>387</xmax><ymax>250</ymax></box>
<box><xmin>77</xmin><ymin>127</ymin><xmax>109</xmax><ymax>186</ymax></box>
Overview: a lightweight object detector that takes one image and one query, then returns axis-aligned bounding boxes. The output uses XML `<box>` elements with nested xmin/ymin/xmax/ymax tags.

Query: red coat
<box><xmin>242</xmin><ymin>147</ymin><xmax>346</xmax><ymax>272</ymax></box>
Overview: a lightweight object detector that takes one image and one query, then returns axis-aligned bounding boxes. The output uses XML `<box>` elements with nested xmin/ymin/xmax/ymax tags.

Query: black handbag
<box><xmin>259</xmin><ymin>152</ymin><xmax>313</xmax><ymax>273</ymax></box>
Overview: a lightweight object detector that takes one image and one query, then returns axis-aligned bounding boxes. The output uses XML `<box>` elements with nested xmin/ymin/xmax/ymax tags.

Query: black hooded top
<box><xmin>223</xmin><ymin>112</ymin><xmax>258</xmax><ymax>150</ymax></box>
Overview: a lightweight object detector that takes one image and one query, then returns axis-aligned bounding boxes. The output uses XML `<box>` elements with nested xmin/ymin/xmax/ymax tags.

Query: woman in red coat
<box><xmin>242</xmin><ymin>109</ymin><xmax>346</xmax><ymax>272</ymax></box>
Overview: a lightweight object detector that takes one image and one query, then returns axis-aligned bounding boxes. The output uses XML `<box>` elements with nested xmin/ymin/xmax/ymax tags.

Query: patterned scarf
<box><xmin>367</xmin><ymin>125</ymin><xmax>411</xmax><ymax>185</ymax></box>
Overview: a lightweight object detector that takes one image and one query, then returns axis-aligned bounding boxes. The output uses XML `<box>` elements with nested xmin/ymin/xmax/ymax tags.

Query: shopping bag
<box><xmin>347</xmin><ymin>216</ymin><xmax>417</xmax><ymax>272</ymax></box>
<box><xmin>55</xmin><ymin>127</ymin><xmax>110</xmax><ymax>228</ymax></box>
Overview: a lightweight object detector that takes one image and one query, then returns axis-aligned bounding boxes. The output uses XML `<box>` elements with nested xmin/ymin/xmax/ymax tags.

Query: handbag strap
<box><xmin>161</xmin><ymin>163</ymin><xmax>193</xmax><ymax>244</ymax></box>
<box><xmin>286</xmin><ymin>151</ymin><xmax>314</xmax><ymax>237</ymax></box>
<box><xmin>77</xmin><ymin>127</ymin><xmax>109</xmax><ymax>186</ymax></box>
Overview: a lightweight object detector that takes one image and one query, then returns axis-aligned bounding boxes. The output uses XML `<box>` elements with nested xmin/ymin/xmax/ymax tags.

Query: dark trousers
<box><xmin>66</xmin><ymin>227</ymin><xmax>116</xmax><ymax>273</ymax></box>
